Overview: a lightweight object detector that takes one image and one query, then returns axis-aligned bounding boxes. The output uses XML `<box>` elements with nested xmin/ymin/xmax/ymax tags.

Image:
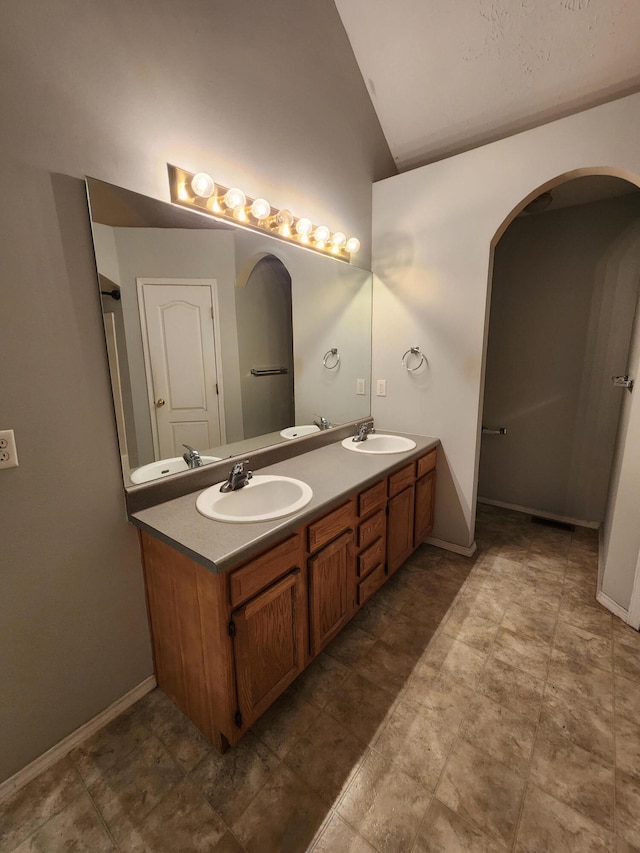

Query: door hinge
<box><xmin>228</xmin><ymin>620</ymin><xmax>236</xmax><ymax>637</ymax></box>
<box><xmin>216</xmin><ymin>383</ymin><xmax>219</xmax><ymax>395</ymax></box>
<box><xmin>612</xmin><ymin>375</ymin><xmax>634</xmax><ymax>392</ymax></box>
<box><xmin>234</xmin><ymin>710</ymin><xmax>242</xmax><ymax>728</ymax></box>
<box><xmin>211</xmin><ymin>306</ymin><xmax>214</xmax><ymax>319</ymax></box>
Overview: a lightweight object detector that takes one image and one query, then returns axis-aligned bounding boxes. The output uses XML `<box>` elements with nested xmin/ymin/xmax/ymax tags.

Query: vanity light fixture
<box><xmin>169</xmin><ymin>164</ymin><xmax>360</xmax><ymax>261</ymax></box>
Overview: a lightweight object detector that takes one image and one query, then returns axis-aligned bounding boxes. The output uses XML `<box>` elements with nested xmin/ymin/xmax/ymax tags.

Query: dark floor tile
<box><xmin>231</xmin><ymin>764</ymin><xmax>327</xmax><ymax>853</ymax></box>
<box><xmin>539</xmin><ymin>682</ymin><xmax>614</xmax><ymax>764</ymax></box>
<box><xmin>189</xmin><ymin>731</ymin><xmax>279</xmax><ymax>825</ymax></box>
<box><xmin>70</xmin><ymin>707</ymin><xmax>151</xmax><ymax>786</ymax></box>
<box><xmin>85</xmin><ymin>734</ymin><xmax>184</xmax><ymax>842</ymax></box>
<box><xmin>353</xmin><ymin>639</ymin><xmax>416</xmax><ymax>694</ymax></box>
<box><xmin>478</xmin><ymin>656</ymin><xmax>545</xmax><ymax>723</ymax></box>
<box><xmin>323</xmin><ymin>671</ymin><xmax>396</xmax><ymax>743</ymax></box>
<box><xmin>12</xmin><ymin>790</ymin><xmax>114</xmax><ymax>853</ymax></box>
<box><xmin>0</xmin><ymin>757</ymin><xmax>83</xmax><ymax>852</ymax></box>
<box><xmin>435</xmin><ymin>739</ymin><xmax>526</xmax><ymax>848</ymax></box>
<box><xmin>530</xmin><ymin>731</ymin><xmax>615</xmax><ymax>831</ymax></box>
<box><xmin>283</xmin><ymin>710</ymin><xmax>366</xmax><ymax>805</ymax></box>
<box><xmin>118</xmin><ymin>778</ymin><xmax>228</xmax><ymax>853</ymax></box>
<box><xmin>324</xmin><ymin>622</ymin><xmax>377</xmax><ymax>667</ymax></box>
<box><xmin>414</xmin><ymin>798</ymin><xmax>508</xmax><ymax>852</ymax></box>
<box><xmin>289</xmin><ymin>651</ymin><xmax>349</xmax><ymax>709</ymax></box>
<box><xmin>459</xmin><ymin>694</ymin><xmax>536</xmax><ymax>775</ymax></box>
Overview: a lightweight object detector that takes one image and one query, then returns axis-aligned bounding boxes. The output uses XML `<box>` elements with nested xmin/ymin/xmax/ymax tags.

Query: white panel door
<box><xmin>140</xmin><ymin>282</ymin><xmax>222</xmax><ymax>458</ymax></box>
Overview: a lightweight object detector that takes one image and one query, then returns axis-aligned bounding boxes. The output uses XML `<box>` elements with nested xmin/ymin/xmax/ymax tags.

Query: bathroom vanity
<box><xmin>131</xmin><ymin>434</ymin><xmax>438</xmax><ymax>751</ymax></box>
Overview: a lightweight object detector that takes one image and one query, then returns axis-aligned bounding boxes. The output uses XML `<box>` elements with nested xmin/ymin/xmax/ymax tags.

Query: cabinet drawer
<box><xmin>358</xmin><ymin>536</ymin><xmax>385</xmax><ymax>578</ymax></box>
<box><xmin>230</xmin><ymin>534</ymin><xmax>301</xmax><ymax>608</ymax></box>
<box><xmin>357</xmin><ymin>562</ymin><xmax>386</xmax><ymax>605</ymax></box>
<box><xmin>417</xmin><ymin>449</ymin><xmax>437</xmax><ymax>478</ymax></box>
<box><xmin>307</xmin><ymin>501</ymin><xmax>354</xmax><ymax>553</ymax></box>
<box><xmin>358</xmin><ymin>480</ymin><xmax>386</xmax><ymax>518</ymax></box>
<box><xmin>388</xmin><ymin>462</ymin><xmax>416</xmax><ymax>497</ymax></box>
<box><xmin>357</xmin><ymin>509</ymin><xmax>385</xmax><ymax>549</ymax></box>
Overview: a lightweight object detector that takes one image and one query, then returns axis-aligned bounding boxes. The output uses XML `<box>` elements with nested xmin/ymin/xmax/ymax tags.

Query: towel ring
<box><xmin>323</xmin><ymin>347</ymin><xmax>340</xmax><ymax>369</ymax></box>
<box><xmin>401</xmin><ymin>346</ymin><xmax>426</xmax><ymax>372</ymax></box>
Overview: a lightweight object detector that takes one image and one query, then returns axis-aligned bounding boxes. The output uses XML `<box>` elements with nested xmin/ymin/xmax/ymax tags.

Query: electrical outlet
<box><xmin>356</xmin><ymin>378</ymin><xmax>366</xmax><ymax>395</ymax></box>
<box><xmin>0</xmin><ymin>429</ymin><xmax>19</xmax><ymax>469</ymax></box>
<box><xmin>376</xmin><ymin>379</ymin><xmax>387</xmax><ymax>397</ymax></box>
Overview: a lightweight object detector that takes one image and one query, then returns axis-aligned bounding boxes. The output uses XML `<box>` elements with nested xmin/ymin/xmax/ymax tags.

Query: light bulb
<box><xmin>276</xmin><ymin>209</ymin><xmax>294</xmax><ymax>228</ymax></box>
<box><xmin>295</xmin><ymin>217</ymin><xmax>312</xmax><ymax>237</ymax></box>
<box><xmin>190</xmin><ymin>172</ymin><xmax>215</xmax><ymax>198</ymax></box>
<box><xmin>223</xmin><ymin>187</ymin><xmax>246</xmax><ymax>211</ymax></box>
<box><xmin>251</xmin><ymin>198</ymin><xmax>271</xmax><ymax>220</ymax></box>
<box><xmin>331</xmin><ymin>232</ymin><xmax>346</xmax><ymax>249</ymax></box>
<box><xmin>346</xmin><ymin>237</ymin><xmax>361</xmax><ymax>254</ymax></box>
<box><xmin>314</xmin><ymin>225</ymin><xmax>330</xmax><ymax>245</ymax></box>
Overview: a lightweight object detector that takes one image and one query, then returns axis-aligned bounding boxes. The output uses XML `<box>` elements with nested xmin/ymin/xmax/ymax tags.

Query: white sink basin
<box><xmin>279</xmin><ymin>425</ymin><xmax>321</xmax><ymax>440</ymax></box>
<box><xmin>196</xmin><ymin>475</ymin><xmax>313</xmax><ymax>523</ymax></box>
<box><xmin>129</xmin><ymin>455</ymin><xmax>221</xmax><ymax>484</ymax></box>
<box><xmin>341</xmin><ymin>434</ymin><xmax>417</xmax><ymax>454</ymax></box>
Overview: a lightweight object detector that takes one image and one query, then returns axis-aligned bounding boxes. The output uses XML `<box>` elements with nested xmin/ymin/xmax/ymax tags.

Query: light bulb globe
<box><xmin>346</xmin><ymin>237</ymin><xmax>361</xmax><ymax>254</ymax></box>
<box><xmin>314</xmin><ymin>225</ymin><xmax>330</xmax><ymax>244</ymax></box>
<box><xmin>295</xmin><ymin>218</ymin><xmax>312</xmax><ymax>237</ymax></box>
<box><xmin>251</xmin><ymin>198</ymin><xmax>271</xmax><ymax>220</ymax></box>
<box><xmin>224</xmin><ymin>187</ymin><xmax>246</xmax><ymax>211</ymax></box>
<box><xmin>331</xmin><ymin>232</ymin><xmax>347</xmax><ymax>249</ymax></box>
<box><xmin>191</xmin><ymin>172</ymin><xmax>215</xmax><ymax>199</ymax></box>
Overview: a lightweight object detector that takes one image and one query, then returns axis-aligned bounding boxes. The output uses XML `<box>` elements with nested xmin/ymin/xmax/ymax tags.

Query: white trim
<box><xmin>627</xmin><ymin>547</ymin><xmax>640</xmax><ymax>630</ymax></box>
<box><xmin>0</xmin><ymin>676</ymin><xmax>156</xmax><ymax>804</ymax></box>
<box><xmin>477</xmin><ymin>497</ymin><xmax>600</xmax><ymax>529</ymax></box>
<box><xmin>596</xmin><ymin>589</ymin><xmax>630</xmax><ymax>624</ymax></box>
<box><xmin>425</xmin><ymin>536</ymin><xmax>478</xmax><ymax>557</ymax></box>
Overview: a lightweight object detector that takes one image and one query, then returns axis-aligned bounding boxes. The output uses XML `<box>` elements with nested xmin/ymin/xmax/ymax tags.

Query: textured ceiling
<box><xmin>334</xmin><ymin>0</ymin><xmax>640</xmax><ymax>171</ymax></box>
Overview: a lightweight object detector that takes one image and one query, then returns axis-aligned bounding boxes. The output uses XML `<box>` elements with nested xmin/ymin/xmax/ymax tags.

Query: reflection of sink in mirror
<box><xmin>130</xmin><ymin>456</ymin><xmax>222</xmax><ymax>485</ymax></box>
<box><xmin>196</xmin><ymin>475</ymin><xmax>313</xmax><ymax>523</ymax></box>
<box><xmin>280</xmin><ymin>425</ymin><xmax>321</xmax><ymax>440</ymax></box>
<box><xmin>341</xmin><ymin>434</ymin><xmax>417</xmax><ymax>454</ymax></box>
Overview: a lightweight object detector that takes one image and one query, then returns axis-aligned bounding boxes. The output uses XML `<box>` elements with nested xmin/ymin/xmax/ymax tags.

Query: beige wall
<box><xmin>480</xmin><ymin>194</ymin><xmax>640</xmax><ymax>522</ymax></box>
<box><xmin>372</xmin><ymin>92</ymin><xmax>640</xmax><ymax>611</ymax></box>
<box><xmin>0</xmin><ymin>0</ymin><xmax>394</xmax><ymax>783</ymax></box>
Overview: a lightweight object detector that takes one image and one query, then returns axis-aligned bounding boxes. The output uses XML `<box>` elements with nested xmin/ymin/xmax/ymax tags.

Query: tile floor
<box><xmin>2</xmin><ymin>504</ymin><xmax>640</xmax><ymax>852</ymax></box>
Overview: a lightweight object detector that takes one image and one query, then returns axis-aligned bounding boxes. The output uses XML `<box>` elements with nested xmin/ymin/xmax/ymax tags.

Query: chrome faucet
<box><xmin>313</xmin><ymin>415</ymin><xmax>332</xmax><ymax>431</ymax></box>
<box><xmin>352</xmin><ymin>421</ymin><xmax>375</xmax><ymax>442</ymax></box>
<box><xmin>182</xmin><ymin>444</ymin><xmax>203</xmax><ymax>468</ymax></box>
<box><xmin>220</xmin><ymin>460</ymin><xmax>253</xmax><ymax>492</ymax></box>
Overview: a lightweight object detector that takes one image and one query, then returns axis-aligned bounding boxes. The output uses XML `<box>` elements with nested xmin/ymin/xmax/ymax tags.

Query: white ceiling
<box><xmin>334</xmin><ymin>0</ymin><xmax>640</xmax><ymax>172</ymax></box>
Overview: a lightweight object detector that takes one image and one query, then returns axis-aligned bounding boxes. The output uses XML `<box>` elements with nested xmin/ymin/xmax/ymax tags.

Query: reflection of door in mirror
<box><xmin>138</xmin><ymin>279</ymin><xmax>224</xmax><ymax>459</ymax></box>
<box><xmin>236</xmin><ymin>256</ymin><xmax>294</xmax><ymax>439</ymax></box>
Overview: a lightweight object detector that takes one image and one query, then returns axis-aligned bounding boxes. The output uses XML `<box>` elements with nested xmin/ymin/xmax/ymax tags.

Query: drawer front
<box><xmin>388</xmin><ymin>462</ymin><xmax>416</xmax><ymax>497</ymax></box>
<box><xmin>358</xmin><ymin>480</ymin><xmax>387</xmax><ymax>518</ymax></box>
<box><xmin>357</xmin><ymin>561</ymin><xmax>386</xmax><ymax>605</ymax></box>
<box><xmin>307</xmin><ymin>500</ymin><xmax>354</xmax><ymax>553</ymax></box>
<box><xmin>357</xmin><ymin>509</ymin><xmax>385</xmax><ymax>549</ymax></box>
<box><xmin>417</xmin><ymin>449</ymin><xmax>437</xmax><ymax>478</ymax></box>
<box><xmin>357</xmin><ymin>536</ymin><xmax>385</xmax><ymax>578</ymax></box>
<box><xmin>230</xmin><ymin>534</ymin><xmax>301</xmax><ymax>608</ymax></box>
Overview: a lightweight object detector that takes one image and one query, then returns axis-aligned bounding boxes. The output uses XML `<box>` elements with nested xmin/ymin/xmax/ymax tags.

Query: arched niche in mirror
<box><xmin>86</xmin><ymin>178</ymin><xmax>373</xmax><ymax>488</ymax></box>
<box><xmin>236</xmin><ymin>255</ymin><xmax>294</xmax><ymax>439</ymax></box>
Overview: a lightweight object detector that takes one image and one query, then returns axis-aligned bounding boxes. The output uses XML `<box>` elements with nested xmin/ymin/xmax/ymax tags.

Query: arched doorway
<box><xmin>477</xmin><ymin>171</ymin><xmax>640</xmax><ymax>624</ymax></box>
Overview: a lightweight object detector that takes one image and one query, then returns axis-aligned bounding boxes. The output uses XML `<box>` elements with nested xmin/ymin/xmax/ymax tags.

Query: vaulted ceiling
<box><xmin>334</xmin><ymin>0</ymin><xmax>640</xmax><ymax>171</ymax></box>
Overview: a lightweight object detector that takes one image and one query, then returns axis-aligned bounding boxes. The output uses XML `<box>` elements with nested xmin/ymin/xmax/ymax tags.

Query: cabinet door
<box><xmin>387</xmin><ymin>486</ymin><xmax>415</xmax><ymax>575</ymax></box>
<box><xmin>308</xmin><ymin>530</ymin><xmax>355</xmax><ymax>655</ymax></box>
<box><xmin>231</xmin><ymin>570</ymin><xmax>305</xmax><ymax>730</ymax></box>
<box><xmin>414</xmin><ymin>470</ymin><xmax>436</xmax><ymax>547</ymax></box>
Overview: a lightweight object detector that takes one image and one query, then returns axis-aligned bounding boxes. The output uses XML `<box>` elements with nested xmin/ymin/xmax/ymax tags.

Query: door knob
<box><xmin>156</xmin><ymin>398</ymin><xmax>166</xmax><ymax>407</ymax></box>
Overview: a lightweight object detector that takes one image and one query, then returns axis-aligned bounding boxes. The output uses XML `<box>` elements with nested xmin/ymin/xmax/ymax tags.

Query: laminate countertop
<box><xmin>130</xmin><ymin>432</ymin><xmax>439</xmax><ymax>573</ymax></box>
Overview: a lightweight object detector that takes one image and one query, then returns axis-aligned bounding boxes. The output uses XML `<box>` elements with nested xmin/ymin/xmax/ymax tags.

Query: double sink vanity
<box><xmin>130</xmin><ymin>425</ymin><xmax>439</xmax><ymax>752</ymax></box>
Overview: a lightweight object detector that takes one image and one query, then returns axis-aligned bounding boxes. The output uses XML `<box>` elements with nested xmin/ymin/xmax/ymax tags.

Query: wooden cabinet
<box><xmin>231</xmin><ymin>569</ymin><xmax>306</xmax><ymax>730</ymax></box>
<box><xmin>387</xmin><ymin>485</ymin><xmax>416</xmax><ymax>575</ymax></box>
<box><xmin>308</xmin><ymin>530</ymin><xmax>354</xmax><ymax>654</ymax></box>
<box><xmin>414</xmin><ymin>469</ymin><xmax>436</xmax><ymax>546</ymax></box>
<box><xmin>139</xmin><ymin>443</ymin><xmax>438</xmax><ymax>752</ymax></box>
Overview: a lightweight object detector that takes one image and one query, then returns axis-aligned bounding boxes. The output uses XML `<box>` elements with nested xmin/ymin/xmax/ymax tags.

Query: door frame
<box><xmin>136</xmin><ymin>277</ymin><xmax>227</xmax><ymax>458</ymax></box>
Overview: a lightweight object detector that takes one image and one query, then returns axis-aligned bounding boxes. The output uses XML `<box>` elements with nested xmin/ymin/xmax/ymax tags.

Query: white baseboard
<box><xmin>477</xmin><ymin>497</ymin><xmax>600</xmax><ymax>530</ymax></box>
<box><xmin>596</xmin><ymin>589</ymin><xmax>629</xmax><ymax>623</ymax></box>
<box><xmin>425</xmin><ymin>536</ymin><xmax>478</xmax><ymax>558</ymax></box>
<box><xmin>0</xmin><ymin>675</ymin><xmax>156</xmax><ymax>803</ymax></box>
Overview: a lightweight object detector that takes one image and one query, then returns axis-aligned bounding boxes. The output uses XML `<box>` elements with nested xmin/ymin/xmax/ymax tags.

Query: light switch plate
<box><xmin>376</xmin><ymin>379</ymin><xmax>387</xmax><ymax>396</ymax></box>
<box><xmin>0</xmin><ymin>429</ymin><xmax>19</xmax><ymax>469</ymax></box>
<box><xmin>356</xmin><ymin>378</ymin><xmax>366</xmax><ymax>395</ymax></box>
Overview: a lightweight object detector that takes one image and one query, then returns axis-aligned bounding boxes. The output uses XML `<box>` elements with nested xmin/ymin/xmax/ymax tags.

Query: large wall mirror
<box><xmin>86</xmin><ymin>178</ymin><xmax>372</xmax><ymax>487</ymax></box>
